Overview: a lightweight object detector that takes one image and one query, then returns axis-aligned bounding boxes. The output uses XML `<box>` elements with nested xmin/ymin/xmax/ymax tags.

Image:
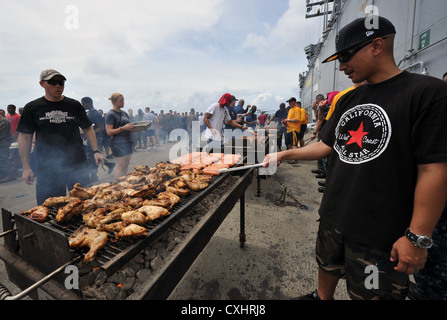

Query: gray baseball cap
<box><xmin>40</xmin><ymin>69</ymin><xmax>67</xmax><ymax>81</ymax></box>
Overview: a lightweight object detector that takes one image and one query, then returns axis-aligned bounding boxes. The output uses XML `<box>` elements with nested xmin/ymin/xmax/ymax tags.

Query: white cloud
<box><xmin>0</xmin><ymin>0</ymin><xmax>321</xmax><ymax>115</ymax></box>
<box><xmin>241</xmin><ymin>0</ymin><xmax>322</xmax><ymax>61</ymax></box>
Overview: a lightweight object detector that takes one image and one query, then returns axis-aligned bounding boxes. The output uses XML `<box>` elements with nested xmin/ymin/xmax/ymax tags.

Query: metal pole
<box><xmin>239</xmin><ymin>193</ymin><xmax>246</xmax><ymax>249</ymax></box>
<box><xmin>3</xmin><ymin>256</ymin><xmax>81</xmax><ymax>300</ymax></box>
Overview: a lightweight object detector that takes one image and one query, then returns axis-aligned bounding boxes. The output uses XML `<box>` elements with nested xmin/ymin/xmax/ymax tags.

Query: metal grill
<box><xmin>14</xmin><ymin>172</ymin><xmax>231</xmax><ymax>277</ymax></box>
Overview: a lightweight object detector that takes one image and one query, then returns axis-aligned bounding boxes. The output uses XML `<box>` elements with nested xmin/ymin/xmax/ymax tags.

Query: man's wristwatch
<box><xmin>405</xmin><ymin>228</ymin><xmax>434</xmax><ymax>249</ymax></box>
<box><xmin>93</xmin><ymin>150</ymin><xmax>101</xmax><ymax>154</ymax></box>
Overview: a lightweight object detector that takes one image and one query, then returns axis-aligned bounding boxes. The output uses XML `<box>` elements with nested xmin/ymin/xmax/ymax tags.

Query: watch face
<box><xmin>417</xmin><ymin>237</ymin><xmax>434</xmax><ymax>249</ymax></box>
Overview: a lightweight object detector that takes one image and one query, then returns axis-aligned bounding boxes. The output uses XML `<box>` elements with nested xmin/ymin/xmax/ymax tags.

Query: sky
<box><xmin>1</xmin><ymin>0</ymin><xmax>324</xmax><ymax>115</ymax></box>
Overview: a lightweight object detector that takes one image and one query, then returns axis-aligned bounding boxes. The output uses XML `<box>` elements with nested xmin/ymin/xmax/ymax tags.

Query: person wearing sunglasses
<box><xmin>264</xmin><ymin>16</ymin><xmax>447</xmax><ymax>300</ymax></box>
<box><xmin>17</xmin><ymin>69</ymin><xmax>104</xmax><ymax>205</ymax></box>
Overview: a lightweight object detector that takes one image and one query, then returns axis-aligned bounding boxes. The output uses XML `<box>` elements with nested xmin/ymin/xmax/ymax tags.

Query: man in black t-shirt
<box><xmin>267</xmin><ymin>103</ymin><xmax>288</xmax><ymax>151</ymax></box>
<box><xmin>17</xmin><ymin>69</ymin><xmax>104</xmax><ymax>205</ymax></box>
<box><xmin>263</xmin><ymin>17</ymin><xmax>447</xmax><ymax>300</ymax></box>
<box><xmin>81</xmin><ymin>97</ymin><xmax>105</xmax><ymax>183</ymax></box>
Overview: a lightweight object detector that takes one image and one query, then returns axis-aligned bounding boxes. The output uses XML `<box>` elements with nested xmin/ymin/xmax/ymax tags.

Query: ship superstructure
<box><xmin>300</xmin><ymin>0</ymin><xmax>447</xmax><ymax>120</ymax></box>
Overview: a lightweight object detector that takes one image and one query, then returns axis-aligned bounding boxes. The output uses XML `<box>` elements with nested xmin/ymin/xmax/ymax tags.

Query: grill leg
<box><xmin>239</xmin><ymin>192</ymin><xmax>246</xmax><ymax>248</ymax></box>
<box><xmin>256</xmin><ymin>169</ymin><xmax>261</xmax><ymax>197</ymax></box>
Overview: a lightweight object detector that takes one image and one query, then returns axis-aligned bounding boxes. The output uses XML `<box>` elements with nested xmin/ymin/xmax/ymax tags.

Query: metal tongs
<box><xmin>99</xmin><ymin>162</ymin><xmax>107</xmax><ymax>172</ymax></box>
<box><xmin>218</xmin><ymin>163</ymin><xmax>266</xmax><ymax>173</ymax></box>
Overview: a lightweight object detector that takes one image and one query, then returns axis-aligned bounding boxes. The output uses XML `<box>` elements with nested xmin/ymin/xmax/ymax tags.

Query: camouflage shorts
<box><xmin>316</xmin><ymin>218</ymin><xmax>409</xmax><ymax>300</ymax></box>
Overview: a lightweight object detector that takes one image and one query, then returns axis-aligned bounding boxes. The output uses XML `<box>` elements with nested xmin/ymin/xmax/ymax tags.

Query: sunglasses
<box><xmin>337</xmin><ymin>37</ymin><xmax>387</xmax><ymax>63</ymax></box>
<box><xmin>46</xmin><ymin>79</ymin><xmax>65</xmax><ymax>86</ymax></box>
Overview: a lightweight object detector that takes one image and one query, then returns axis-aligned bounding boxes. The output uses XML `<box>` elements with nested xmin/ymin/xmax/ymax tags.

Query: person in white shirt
<box><xmin>203</xmin><ymin>93</ymin><xmax>246</xmax><ymax>144</ymax></box>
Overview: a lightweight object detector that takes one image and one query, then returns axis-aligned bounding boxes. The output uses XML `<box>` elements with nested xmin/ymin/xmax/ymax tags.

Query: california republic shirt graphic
<box><xmin>334</xmin><ymin>104</ymin><xmax>391</xmax><ymax>164</ymax></box>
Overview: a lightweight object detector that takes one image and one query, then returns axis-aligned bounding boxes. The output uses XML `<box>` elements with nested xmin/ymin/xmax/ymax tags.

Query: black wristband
<box><xmin>93</xmin><ymin>150</ymin><xmax>100</xmax><ymax>154</ymax></box>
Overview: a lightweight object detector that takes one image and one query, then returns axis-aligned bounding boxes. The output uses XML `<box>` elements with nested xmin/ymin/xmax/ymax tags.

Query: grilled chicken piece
<box><xmin>143</xmin><ymin>191</ymin><xmax>180</xmax><ymax>209</ymax></box>
<box><xmin>68</xmin><ymin>226</ymin><xmax>108</xmax><ymax>262</ymax></box>
<box><xmin>105</xmin><ymin>202</ymin><xmax>133</xmax><ymax>212</ymax></box>
<box><xmin>115</xmin><ymin>224</ymin><xmax>148</xmax><ymax>239</ymax></box>
<box><xmin>166</xmin><ymin>186</ymin><xmax>191</xmax><ymax>196</ymax></box>
<box><xmin>69</xmin><ymin>183</ymin><xmax>96</xmax><ymax>200</ymax></box>
<box><xmin>137</xmin><ymin>205</ymin><xmax>170</xmax><ymax>221</ymax></box>
<box><xmin>42</xmin><ymin>196</ymin><xmax>80</xmax><ymax>208</ymax></box>
<box><xmin>56</xmin><ymin>199</ymin><xmax>84</xmax><ymax>223</ymax></box>
<box><xmin>157</xmin><ymin>191</ymin><xmax>180</xmax><ymax>208</ymax></box>
<box><xmin>134</xmin><ymin>165</ymin><xmax>152</xmax><ymax>174</ymax></box>
<box><xmin>186</xmin><ymin>180</ymin><xmax>209</xmax><ymax>192</ymax></box>
<box><xmin>165</xmin><ymin>177</ymin><xmax>187</xmax><ymax>188</ymax></box>
<box><xmin>164</xmin><ymin>177</ymin><xmax>191</xmax><ymax>196</ymax></box>
<box><xmin>99</xmin><ymin>208</ymin><xmax>128</xmax><ymax>224</ymax></box>
<box><xmin>99</xmin><ymin>221</ymin><xmax>128</xmax><ymax>233</ymax></box>
<box><xmin>20</xmin><ymin>206</ymin><xmax>50</xmax><ymax>223</ymax></box>
<box><xmin>121</xmin><ymin>211</ymin><xmax>147</xmax><ymax>225</ymax></box>
<box><xmin>157</xmin><ymin>169</ymin><xmax>179</xmax><ymax>179</ymax></box>
<box><xmin>156</xmin><ymin>162</ymin><xmax>181</xmax><ymax>172</ymax></box>
<box><xmin>179</xmin><ymin>171</ymin><xmax>212</xmax><ymax>182</ymax></box>
<box><xmin>88</xmin><ymin>183</ymin><xmax>112</xmax><ymax>192</ymax></box>
<box><xmin>122</xmin><ymin>197</ymin><xmax>144</xmax><ymax>209</ymax></box>
<box><xmin>92</xmin><ymin>189</ymin><xmax>124</xmax><ymax>203</ymax></box>
<box><xmin>123</xmin><ymin>185</ymin><xmax>157</xmax><ymax>199</ymax></box>
<box><xmin>83</xmin><ymin>208</ymin><xmax>108</xmax><ymax>228</ymax></box>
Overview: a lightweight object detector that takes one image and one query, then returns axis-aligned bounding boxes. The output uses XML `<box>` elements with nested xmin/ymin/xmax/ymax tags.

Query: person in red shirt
<box><xmin>258</xmin><ymin>112</ymin><xmax>267</xmax><ymax>128</ymax></box>
<box><xmin>6</xmin><ymin>104</ymin><xmax>21</xmax><ymax>141</ymax></box>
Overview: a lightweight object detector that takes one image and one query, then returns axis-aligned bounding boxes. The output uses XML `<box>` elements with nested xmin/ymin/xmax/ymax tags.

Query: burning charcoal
<box><xmin>166</xmin><ymin>241</ymin><xmax>176</xmax><ymax>252</ymax></box>
<box><xmin>128</xmin><ymin>260</ymin><xmax>142</xmax><ymax>273</ymax></box>
<box><xmin>94</xmin><ymin>270</ymin><xmax>108</xmax><ymax>287</ymax></box>
<box><xmin>107</xmin><ymin>270</ymin><xmax>126</xmax><ymax>284</ymax></box>
<box><xmin>159</xmin><ymin>248</ymin><xmax>170</xmax><ymax>260</ymax></box>
<box><xmin>185</xmin><ymin>216</ymin><xmax>195</xmax><ymax>226</ymax></box>
<box><xmin>150</xmin><ymin>255</ymin><xmax>163</xmax><ymax>271</ymax></box>
<box><xmin>122</xmin><ymin>276</ymin><xmax>136</xmax><ymax>291</ymax></box>
<box><xmin>144</xmin><ymin>248</ymin><xmax>157</xmax><ymax>261</ymax></box>
<box><xmin>174</xmin><ymin>235</ymin><xmax>184</xmax><ymax>244</ymax></box>
<box><xmin>136</xmin><ymin>268</ymin><xmax>151</xmax><ymax>282</ymax></box>
<box><xmin>101</xmin><ymin>282</ymin><xmax>120</xmax><ymax>300</ymax></box>
<box><xmin>122</xmin><ymin>266</ymin><xmax>135</xmax><ymax>278</ymax></box>
<box><xmin>83</xmin><ymin>286</ymin><xmax>104</xmax><ymax>300</ymax></box>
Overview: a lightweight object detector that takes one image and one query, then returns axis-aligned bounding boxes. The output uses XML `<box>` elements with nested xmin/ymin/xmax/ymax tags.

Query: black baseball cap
<box><xmin>322</xmin><ymin>16</ymin><xmax>396</xmax><ymax>63</ymax></box>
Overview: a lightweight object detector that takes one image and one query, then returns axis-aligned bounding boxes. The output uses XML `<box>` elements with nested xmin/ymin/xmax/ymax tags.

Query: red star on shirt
<box><xmin>347</xmin><ymin>122</ymin><xmax>369</xmax><ymax>148</ymax></box>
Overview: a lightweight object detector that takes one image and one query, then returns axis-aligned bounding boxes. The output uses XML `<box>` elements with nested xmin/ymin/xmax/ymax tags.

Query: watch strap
<box><xmin>405</xmin><ymin>228</ymin><xmax>433</xmax><ymax>249</ymax></box>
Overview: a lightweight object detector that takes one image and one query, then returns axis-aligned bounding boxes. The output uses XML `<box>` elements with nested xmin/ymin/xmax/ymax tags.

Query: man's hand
<box><xmin>390</xmin><ymin>236</ymin><xmax>427</xmax><ymax>275</ymax></box>
<box><xmin>22</xmin><ymin>168</ymin><xmax>35</xmax><ymax>185</ymax></box>
<box><xmin>94</xmin><ymin>152</ymin><xmax>104</xmax><ymax>166</ymax></box>
<box><xmin>263</xmin><ymin>152</ymin><xmax>283</xmax><ymax>168</ymax></box>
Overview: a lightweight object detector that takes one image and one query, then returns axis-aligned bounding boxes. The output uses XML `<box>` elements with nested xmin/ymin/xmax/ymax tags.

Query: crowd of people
<box><xmin>2</xmin><ymin>73</ymin><xmax>307</xmax><ymax>189</ymax></box>
<box><xmin>0</xmin><ymin>86</ymin><xmax>320</xmax><ymax>188</ymax></box>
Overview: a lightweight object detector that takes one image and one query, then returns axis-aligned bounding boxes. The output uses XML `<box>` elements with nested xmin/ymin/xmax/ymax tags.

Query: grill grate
<box><xmin>28</xmin><ymin>172</ymin><xmax>231</xmax><ymax>276</ymax></box>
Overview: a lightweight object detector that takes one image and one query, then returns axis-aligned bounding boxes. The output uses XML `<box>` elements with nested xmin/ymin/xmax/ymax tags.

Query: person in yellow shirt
<box><xmin>284</xmin><ymin>98</ymin><xmax>301</xmax><ymax>156</ymax></box>
<box><xmin>325</xmin><ymin>81</ymin><xmax>365</xmax><ymax>121</ymax></box>
<box><xmin>299</xmin><ymin>106</ymin><xmax>308</xmax><ymax>147</ymax></box>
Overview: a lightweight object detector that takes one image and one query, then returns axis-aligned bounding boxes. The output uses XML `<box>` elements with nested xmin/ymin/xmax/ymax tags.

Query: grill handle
<box><xmin>0</xmin><ymin>228</ymin><xmax>17</xmax><ymax>238</ymax></box>
<box><xmin>2</xmin><ymin>255</ymin><xmax>81</xmax><ymax>300</ymax></box>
